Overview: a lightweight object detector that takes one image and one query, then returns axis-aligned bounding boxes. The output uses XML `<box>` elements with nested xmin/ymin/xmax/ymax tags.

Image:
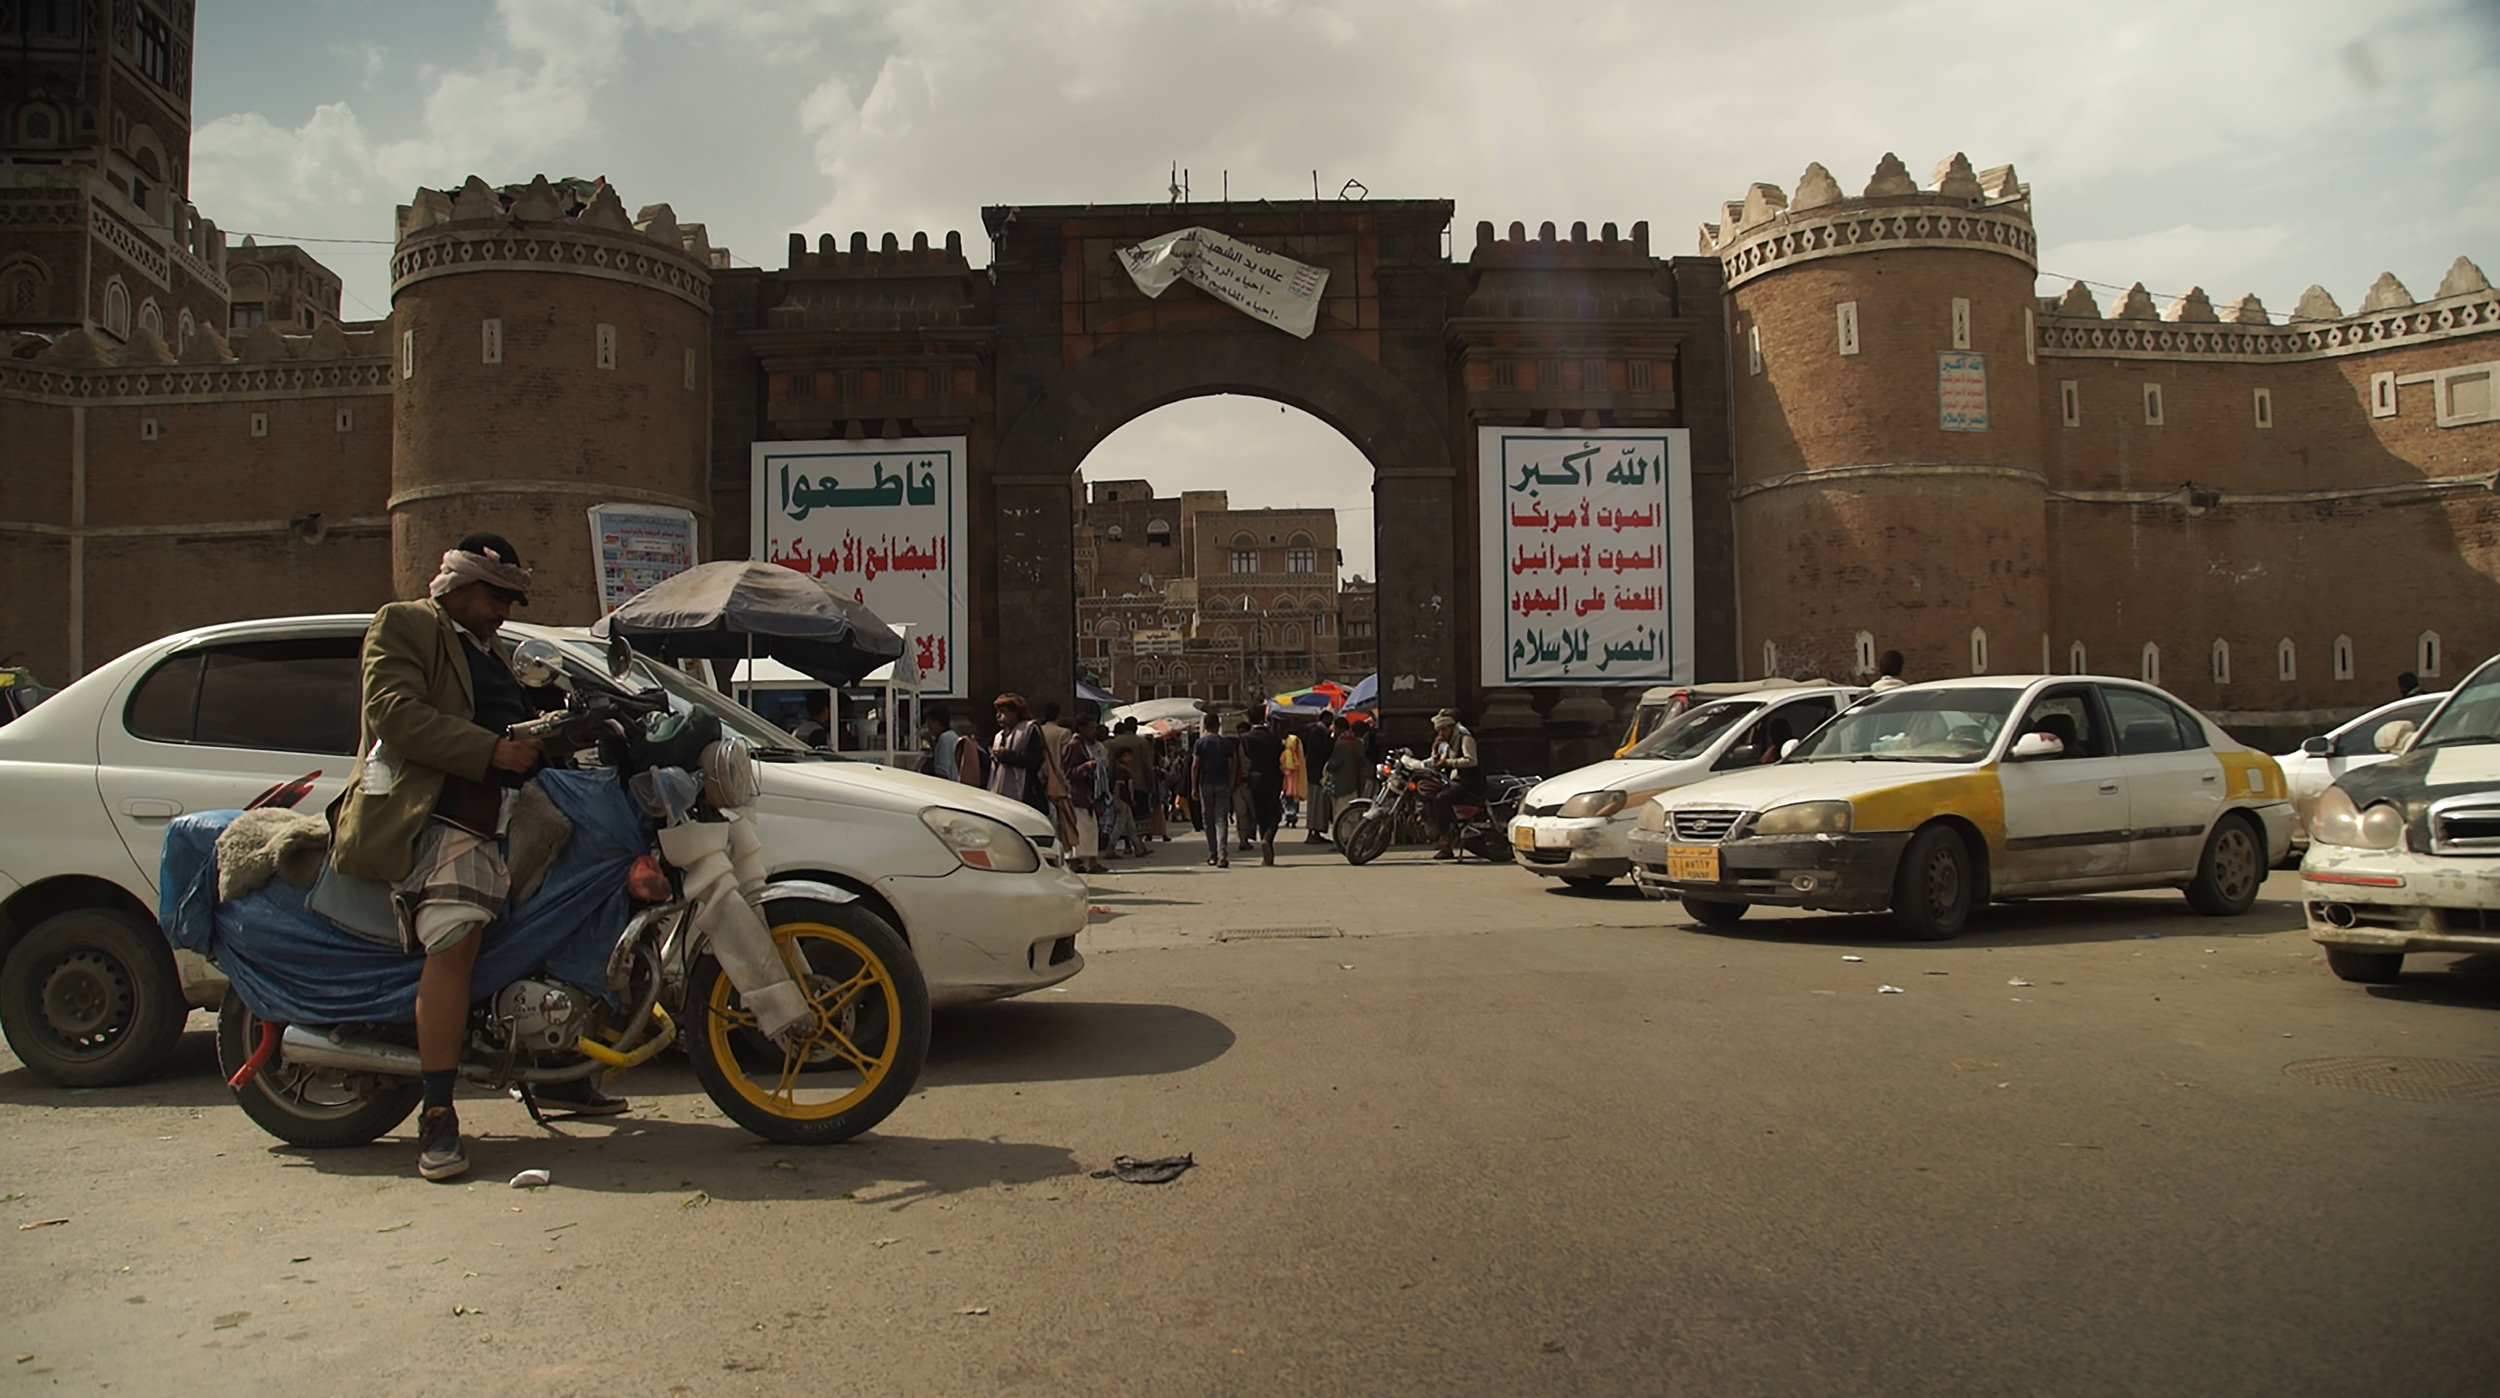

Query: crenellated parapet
<box><xmin>1468</xmin><ymin>219</ymin><xmax>1652</xmax><ymax>264</ymax></box>
<box><xmin>783</xmin><ymin>229</ymin><xmax>970</xmax><ymax>274</ymax></box>
<box><xmin>391</xmin><ymin>175</ymin><xmax>714</xmax><ymax>310</ymax></box>
<box><xmin>1702</xmin><ymin>153</ymin><xmax>2035</xmax><ymax>290</ymax></box>
<box><xmin>2035</xmin><ymin>256</ymin><xmax>2496</xmax><ymax>362</ymax></box>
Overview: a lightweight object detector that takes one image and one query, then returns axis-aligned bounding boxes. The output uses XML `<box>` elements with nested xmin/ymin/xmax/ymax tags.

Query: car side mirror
<box><xmin>2300</xmin><ymin>736</ymin><xmax>2331</xmax><ymax>758</ymax></box>
<box><xmin>2373</xmin><ymin>720</ymin><xmax>2416</xmax><ymax>754</ymax></box>
<box><xmin>2009</xmin><ymin>731</ymin><xmax>2066</xmax><ymax>761</ymax></box>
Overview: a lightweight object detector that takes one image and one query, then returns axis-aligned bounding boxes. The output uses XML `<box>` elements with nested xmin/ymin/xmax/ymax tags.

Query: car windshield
<box><xmin>1627</xmin><ymin>699</ymin><xmax>1761</xmax><ymax>760</ymax></box>
<box><xmin>549</xmin><ymin>640</ymin><xmax>815</xmax><ymax>755</ymax></box>
<box><xmin>1787</xmin><ymin>687</ymin><xmax>2022</xmax><ymax>764</ymax></box>
<box><xmin>2411</xmin><ymin>659</ymin><xmax>2500</xmax><ymax>749</ymax></box>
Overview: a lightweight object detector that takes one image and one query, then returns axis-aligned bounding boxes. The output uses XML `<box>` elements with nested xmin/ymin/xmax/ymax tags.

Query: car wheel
<box><xmin>1891</xmin><ymin>824</ymin><xmax>1973</xmax><ymax>941</ymax></box>
<box><xmin>2186</xmin><ymin>815</ymin><xmax>2264</xmax><ymax>916</ymax></box>
<box><xmin>1563</xmin><ymin>875</ymin><xmax>1616</xmax><ymax>892</ymax></box>
<box><xmin>1679</xmin><ymin>896</ymin><xmax>1747</xmax><ymax>926</ymax></box>
<box><xmin>2322</xmin><ymin>947</ymin><xmax>2404</xmax><ymax>984</ymax></box>
<box><xmin>0</xmin><ymin>907</ymin><xmax>191</xmax><ymax>1087</ymax></box>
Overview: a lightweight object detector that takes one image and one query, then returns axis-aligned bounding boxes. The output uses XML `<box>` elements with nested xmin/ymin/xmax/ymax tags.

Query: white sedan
<box><xmin>2275</xmin><ymin>692</ymin><xmax>2446</xmax><ymax>854</ymax></box>
<box><xmin>1510</xmin><ymin>684</ymin><xmax>1866</xmax><ymax>888</ymax></box>
<box><xmin>0</xmin><ymin>615</ymin><xmax>1090</xmax><ymax>1086</ymax></box>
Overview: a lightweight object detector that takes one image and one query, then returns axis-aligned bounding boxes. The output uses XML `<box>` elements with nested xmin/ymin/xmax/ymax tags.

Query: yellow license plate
<box><xmin>1666</xmin><ymin>845</ymin><xmax>1721</xmax><ymax>881</ymax></box>
<box><xmin>1514</xmin><ymin>826</ymin><xmax>1535</xmax><ymax>851</ymax></box>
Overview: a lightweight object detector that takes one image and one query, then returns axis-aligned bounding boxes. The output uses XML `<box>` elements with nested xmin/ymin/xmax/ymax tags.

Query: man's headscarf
<box><xmin>428</xmin><ymin>546</ymin><xmax>533</xmax><ymax>603</ymax></box>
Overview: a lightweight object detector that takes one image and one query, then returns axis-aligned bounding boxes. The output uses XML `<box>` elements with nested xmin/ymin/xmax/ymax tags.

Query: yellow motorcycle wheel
<box><xmin>682</xmin><ymin>897</ymin><xmax>930</xmax><ymax>1145</ymax></box>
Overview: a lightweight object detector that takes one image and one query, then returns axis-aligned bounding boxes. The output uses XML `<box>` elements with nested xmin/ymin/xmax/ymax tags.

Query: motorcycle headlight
<box><xmin>1751</xmin><ymin>800</ymin><xmax>1853</xmax><ymax>836</ymax></box>
<box><xmin>2309</xmin><ymin>786</ymin><xmax>2404</xmax><ymax>851</ymax></box>
<box><xmin>920</xmin><ymin>807</ymin><xmax>1042</xmax><ymax>873</ymax></box>
<box><xmin>1559</xmin><ymin>789</ymin><xmax>1628</xmax><ymax>819</ymax></box>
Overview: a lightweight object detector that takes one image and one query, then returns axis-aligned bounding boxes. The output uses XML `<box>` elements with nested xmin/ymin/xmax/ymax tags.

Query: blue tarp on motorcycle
<box><xmin>157</xmin><ymin>768</ymin><xmax>647</xmax><ymax>1025</ymax></box>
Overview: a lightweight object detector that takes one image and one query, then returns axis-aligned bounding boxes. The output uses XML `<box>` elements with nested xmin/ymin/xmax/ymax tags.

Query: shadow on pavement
<box><xmin>1673</xmin><ymin>894</ymin><xmax>2310</xmax><ymax>951</ymax></box>
<box><xmin>925</xmin><ymin>999</ymin><xmax>1233</xmax><ymax>1087</ymax></box>
<box><xmin>0</xmin><ymin>1019</ymin><xmax>233</xmax><ymax>1109</ymax></box>
<box><xmin>2362</xmin><ymin>953</ymin><xmax>2500</xmax><ymax>1010</ymax></box>
<box><xmin>257</xmin><ymin>1089</ymin><xmax>1087</xmax><ymax>1208</ymax></box>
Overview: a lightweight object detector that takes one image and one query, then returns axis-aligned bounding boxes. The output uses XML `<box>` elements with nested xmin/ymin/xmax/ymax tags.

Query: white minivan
<box><xmin>0</xmin><ymin>615</ymin><xmax>1090</xmax><ymax>1087</ymax></box>
<box><xmin>1510</xmin><ymin>683</ymin><xmax>1866</xmax><ymax>888</ymax></box>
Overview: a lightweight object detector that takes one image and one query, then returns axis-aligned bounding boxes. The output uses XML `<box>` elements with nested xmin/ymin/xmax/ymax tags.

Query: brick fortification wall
<box><xmin>1709</xmin><ymin>153</ymin><xmax>2498</xmax><ymax>740</ymax></box>
<box><xmin>0</xmin><ymin>327</ymin><xmax>394</xmax><ymax>680</ymax></box>
<box><xmin>390</xmin><ymin>177</ymin><xmax>714</xmax><ymax>624</ymax></box>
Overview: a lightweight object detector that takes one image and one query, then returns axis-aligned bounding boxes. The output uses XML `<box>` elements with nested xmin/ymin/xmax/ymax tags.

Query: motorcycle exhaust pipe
<box><xmin>280</xmin><ymin>1026</ymin><xmax>421</xmax><ymax>1077</ymax></box>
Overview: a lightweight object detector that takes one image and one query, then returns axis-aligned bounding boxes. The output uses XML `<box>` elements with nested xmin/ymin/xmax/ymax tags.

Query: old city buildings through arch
<box><xmin>1072</xmin><ymin>395</ymin><xmax>1378</xmax><ymax>708</ymax></box>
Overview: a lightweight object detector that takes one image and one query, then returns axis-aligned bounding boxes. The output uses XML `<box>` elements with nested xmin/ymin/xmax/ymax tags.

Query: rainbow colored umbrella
<box><xmin>1269</xmin><ymin>682</ymin><xmax>1351</xmax><ymax>710</ymax></box>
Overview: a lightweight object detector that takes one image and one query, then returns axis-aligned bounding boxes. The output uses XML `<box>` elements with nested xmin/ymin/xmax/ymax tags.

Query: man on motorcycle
<box><xmin>330</xmin><ymin>532</ymin><xmax>624</xmax><ymax>1182</ymax></box>
<box><xmin>1425</xmin><ymin>709</ymin><xmax>1482</xmax><ymax>861</ymax></box>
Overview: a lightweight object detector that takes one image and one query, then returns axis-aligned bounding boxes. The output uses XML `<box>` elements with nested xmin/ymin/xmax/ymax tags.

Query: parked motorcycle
<box><xmin>1337</xmin><ymin>749</ymin><xmax>1537</xmax><ymax>866</ymax></box>
<box><xmin>168</xmin><ymin>634</ymin><xmax>929</xmax><ymax>1151</ymax></box>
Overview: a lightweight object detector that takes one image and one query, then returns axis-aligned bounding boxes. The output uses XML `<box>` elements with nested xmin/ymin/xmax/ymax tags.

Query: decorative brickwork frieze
<box><xmin>2037</xmin><ymin>290</ymin><xmax>2500</xmax><ymax>363</ymax></box>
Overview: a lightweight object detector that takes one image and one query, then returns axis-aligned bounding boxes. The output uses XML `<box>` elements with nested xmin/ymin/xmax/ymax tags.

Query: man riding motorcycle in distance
<box><xmin>1425</xmin><ymin>709</ymin><xmax>1483</xmax><ymax>862</ymax></box>
<box><xmin>329</xmin><ymin>532</ymin><xmax>626</xmax><ymax>1183</ymax></box>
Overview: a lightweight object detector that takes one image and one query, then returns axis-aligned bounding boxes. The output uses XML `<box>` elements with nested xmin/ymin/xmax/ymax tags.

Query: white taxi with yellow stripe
<box><xmin>1627</xmin><ymin>676</ymin><xmax>2293</xmax><ymax>938</ymax></box>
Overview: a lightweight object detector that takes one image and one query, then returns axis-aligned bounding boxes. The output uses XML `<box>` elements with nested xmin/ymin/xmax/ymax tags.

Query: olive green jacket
<box><xmin>329</xmin><ymin>600</ymin><xmax>504</xmax><ymax>882</ymax></box>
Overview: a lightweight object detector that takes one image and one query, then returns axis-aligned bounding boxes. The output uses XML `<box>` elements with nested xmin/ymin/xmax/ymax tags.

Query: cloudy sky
<box><xmin>191</xmin><ymin>0</ymin><xmax>2499</xmax><ymax>579</ymax></box>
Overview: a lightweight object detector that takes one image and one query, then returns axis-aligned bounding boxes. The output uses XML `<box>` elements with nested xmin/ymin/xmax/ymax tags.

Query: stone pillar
<box><xmin>992</xmin><ymin>476</ymin><xmax>1075</xmax><ymax>710</ymax></box>
<box><xmin>1373</xmin><ymin>468</ymin><xmax>1460</xmax><ymax>749</ymax></box>
<box><xmin>1472</xmin><ymin>686</ymin><xmax>1544</xmax><ymax>773</ymax></box>
<box><xmin>1546</xmin><ymin>689</ymin><xmax>1619</xmax><ymax>773</ymax></box>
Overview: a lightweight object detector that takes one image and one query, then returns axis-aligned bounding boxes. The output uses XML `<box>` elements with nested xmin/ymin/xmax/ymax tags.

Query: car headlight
<box><xmin>1751</xmin><ymin>800</ymin><xmax>1853</xmax><ymax>836</ymax></box>
<box><xmin>1636</xmin><ymin>801</ymin><xmax>1668</xmax><ymax>832</ymax></box>
<box><xmin>2309</xmin><ymin>787</ymin><xmax>2403</xmax><ymax>851</ymax></box>
<box><xmin>1559</xmin><ymin>790</ymin><xmax>1628</xmax><ymax>819</ymax></box>
<box><xmin>919</xmin><ymin>807</ymin><xmax>1042</xmax><ymax>872</ymax></box>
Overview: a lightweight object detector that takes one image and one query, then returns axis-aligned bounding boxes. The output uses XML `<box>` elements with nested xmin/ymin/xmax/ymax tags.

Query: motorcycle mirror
<box><xmin>510</xmin><ymin>637</ymin><xmax>566</xmax><ymax>690</ymax></box>
<box><xmin>607</xmin><ymin>631</ymin><xmax>636</xmax><ymax>682</ymax></box>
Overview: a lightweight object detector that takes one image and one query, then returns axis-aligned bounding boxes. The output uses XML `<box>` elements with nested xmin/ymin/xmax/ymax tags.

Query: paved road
<box><xmin>3</xmin><ymin>836</ymin><xmax>2496</xmax><ymax>1395</ymax></box>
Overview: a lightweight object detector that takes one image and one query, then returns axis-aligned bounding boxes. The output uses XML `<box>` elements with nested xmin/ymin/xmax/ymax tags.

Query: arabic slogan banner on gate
<box><xmin>1477</xmin><ymin>428</ymin><xmax>1695</xmax><ymax>687</ymax></box>
<box><xmin>1117</xmin><ymin>227</ymin><xmax>1330</xmax><ymax>338</ymax></box>
<box><xmin>751</xmin><ymin>438</ymin><xmax>969</xmax><ymax>696</ymax></box>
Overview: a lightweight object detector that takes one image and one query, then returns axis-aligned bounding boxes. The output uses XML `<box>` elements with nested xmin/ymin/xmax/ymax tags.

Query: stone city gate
<box><xmin>710</xmin><ymin>199</ymin><xmax>1734</xmax><ymax>759</ymax></box>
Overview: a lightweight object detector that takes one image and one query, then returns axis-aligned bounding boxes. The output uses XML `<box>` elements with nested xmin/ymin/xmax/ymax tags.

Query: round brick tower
<box><xmin>388</xmin><ymin>175</ymin><xmax>713</xmax><ymax>622</ymax></box>
<box><xmin>1708</xmin><ymin>153</ymin><xmax>2047</xmax><ymax>683</ymax></box>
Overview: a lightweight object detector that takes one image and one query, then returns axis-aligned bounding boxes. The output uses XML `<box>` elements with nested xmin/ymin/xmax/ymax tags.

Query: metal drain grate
<box><xmin>2283</xmin><ymin>1057</ymin><xmax>2500</xmax><ymax>1104</ymax></box>
<box><xmin>1216</xmin><ymin>925</ymin><xmax>1342</xmax><ymax>942</ymax></box>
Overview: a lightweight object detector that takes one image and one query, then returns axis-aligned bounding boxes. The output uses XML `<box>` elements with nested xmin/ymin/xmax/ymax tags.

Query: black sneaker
<box><xmin>530</xmin><ymin>1078</ymin><xmax>631</xmax><ymax>1118</ymax></box>
<box><xmin>416</xmin><ymin>1106</ymin><xmax>469</xmax><ymax>1182</ymax></box>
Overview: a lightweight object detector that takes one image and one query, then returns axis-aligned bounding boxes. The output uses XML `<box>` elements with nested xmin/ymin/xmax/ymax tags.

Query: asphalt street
<box><xmin>2</xmin><ymin>834</ymin><xmax>2495</xmax><ymax>1396</ymax></box>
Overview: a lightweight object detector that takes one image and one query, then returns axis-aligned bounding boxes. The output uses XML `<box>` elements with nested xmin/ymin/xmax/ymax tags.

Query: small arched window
<box><xmin>2211</xmin><ymin>638</ymin><xmax>2231</xmax><ymax>685</ymax></box>
<box><xmin>2141</xmin><ymin>643</ymin><xmax>2161</xmax><ymax>686</ymax></box>
<box><xmin>2333</xmin><ymin>635</ymin><xmax>2355</xmax><ymax>681</ymax></box>
<box><xmin>1105</xmin><ymin>524</ymin><xmax>1123</xmax><ymax>541</ymax></box>
<box><xmin>137</xmin><ymin>299</ymin><xmax>162</xmax><ymax>339</ymax></box>
<box><xmin>2069</xmin><ymin>641</ymin><xmax>2088</xmax><ymax>675</ymax></box>
<box><xmin>1853</xmin><ymin>631</ymin><xmax>1875</xmax><ymax>676</ymax></box>
<box><xmin>19</xmin><ymin>105</ymin><xmax>60</xmax><ymax>147</ymax></box>
<box><xmin>2277</xmin><ymin>638</ymin><xmax>2296</xmax><ymax>682</ymax></box>
<box><xmin>1969</xmin><ymin>627</ymin><xmax>1989</xmax><ymax>675</ymax></box>
<box><xmin>1135</xmin><ymin>661</ymin><xmax>1159</xmax><ymax>682</ymax></box>
<box><xmin>1284</xmin><ymin>624</ymin><xmax>1302</xmax><ymax>647</ymax></box>
<box><xmin>103</xmin><ymin>278</ymin><xmax>131</xmax><ymax>338</ymax></box>
<box><xmin>1146</xmin><ymin>519</ymin><xmax>1171</xmax><ymax>541</ymax></box>
<box><xmin>1761</xmin><ymin>640</ymin><xmax>1779</xmax><ymax>678</ymax></box>
<box><xmin>2418</xmin><ymin>631</ymin><xmax>2442</xmax><ymax>679</ymax></box>
<box><xmin>1231</xmin><ymin>532</ymin><xmax>1255</xmax><ymax>548</ymax></box>
<box><xmin>176</xmin><ymin>308</ymin><xmax>195</xmax><ymax>350</ymax></box>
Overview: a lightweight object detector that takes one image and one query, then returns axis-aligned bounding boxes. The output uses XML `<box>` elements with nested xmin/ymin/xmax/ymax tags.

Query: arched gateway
<box><xmin>714</xmin><ymin>198</ymin><xmax>1736</xmax><ymax>762</ymax></box>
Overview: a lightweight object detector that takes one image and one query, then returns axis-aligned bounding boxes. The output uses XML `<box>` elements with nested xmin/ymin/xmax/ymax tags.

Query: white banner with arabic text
<box><xmin>1477</xmin><ymin>429</ymin><xmax>1694</xmax><ymax>687</ymax></box>
<box><xmin>1118</xmin><ymin>226</ymin><xmax>1330</xmax><ymax>338</ymax></box>
<box><xmin>752</xmin><ymin>438</ymin><xmax>969</xmax><ymax>696</ymax></box>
